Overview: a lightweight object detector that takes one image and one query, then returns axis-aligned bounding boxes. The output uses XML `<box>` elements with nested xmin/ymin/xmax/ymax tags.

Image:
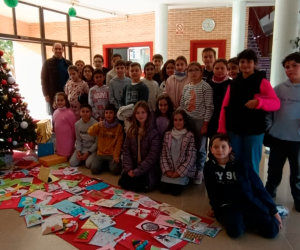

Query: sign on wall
<box><xmin>176</xmin><ymin>24</ymin><xmax>184</xmax><ymax>34</ymax></box>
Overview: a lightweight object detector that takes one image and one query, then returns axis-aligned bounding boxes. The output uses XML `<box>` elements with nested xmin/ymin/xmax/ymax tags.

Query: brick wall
<box><xmin>0</xmin><ymin>7</ymin><xmax>249</xmax><ymax>64</ymax></box>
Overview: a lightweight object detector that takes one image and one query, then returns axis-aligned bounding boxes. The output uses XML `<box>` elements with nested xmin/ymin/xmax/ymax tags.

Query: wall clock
<box><xmin>202</xmin><ymin>18</ymin><xmax>215</xmax><ymax>32</ymax></box>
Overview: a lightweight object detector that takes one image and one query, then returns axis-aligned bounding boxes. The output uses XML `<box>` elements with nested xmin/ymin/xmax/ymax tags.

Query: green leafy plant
<box><xmin>290</xmin><ymin>37</ymin><xmax>300</xmax><ymax>48</ymax></box>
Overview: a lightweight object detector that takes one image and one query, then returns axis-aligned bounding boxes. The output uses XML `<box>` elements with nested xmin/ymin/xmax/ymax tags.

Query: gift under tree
<box><xmin>0</xmin><ymin>50</ymin><xmax>36</xmax><ymax>156</ymax></box>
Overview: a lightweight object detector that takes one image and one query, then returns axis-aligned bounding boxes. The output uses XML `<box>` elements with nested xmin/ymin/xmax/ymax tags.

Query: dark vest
<box><xmin>225</xmin><ymin>72</ymin><xmax>266</xmax><ymax>135</ymax></box>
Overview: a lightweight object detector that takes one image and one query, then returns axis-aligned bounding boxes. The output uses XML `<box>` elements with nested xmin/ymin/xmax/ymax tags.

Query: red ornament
<box><xmin>12</xmin><ymin>98</ymin><xmax>17</xmax><ymax>103</ymax></box>
<box><xmin>28</xmin><ymin>142</ymin><xmax>36</xmax><ymax>149</ymax></box>
<box><xmin>7</xmin><ymin>138</ymin><xmax>12</xmax><ymax>142</ymax></box>
<box><xmin>51</xmin><ymin>227</ymin><xmax>55</xmax><ymax>231</ymax></box>
<box><xmin>3</xmin><ymin>63</ymin><xmax>7</xmax><ymax>69</ymax></box>
<box><xmin>6</xmin><ymin>112</ymin><xmax>13</xmax><ymax>119</ymax></box>
<box><xmin>1</xmin><ymin>80</ymin><xmax>7</xmax><ymax>85</ymax></box>
<box><xmin>0</xmin><ymin>51</ymin><xmax>3</xmax><ymax>56</ymax></box>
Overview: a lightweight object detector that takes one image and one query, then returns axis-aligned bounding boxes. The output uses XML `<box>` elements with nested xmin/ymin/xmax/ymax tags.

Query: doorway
<box><xmin>103</xmin><ymin>42</ymin><xmax>153</xmax><ymax>70</ymax></box>
<box><xmin>190</xmin><ymin>40</ymin><xmax>227</xmax><ymax>63</ymax></box>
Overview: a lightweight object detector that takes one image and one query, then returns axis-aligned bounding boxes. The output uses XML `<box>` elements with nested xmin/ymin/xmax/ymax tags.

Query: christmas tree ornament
<box><xmin>0</xmin><ymin>50</ymin><xmax>3</xmax><ymax>56</ymax></box>
<box><xmin>23</xmin><ymin>102</ymin><xmax>28</xmax><ymax>107</ymax></box>
<box><xmin>4</xmin><ymin>0</ymin><xmax>19</xmax><ymax>8</ymax></box>
<box><xmin>1</xmin><ymin>80</ymin><xmax>7</xmax><ymax>85</ymax></box>
<box><xmin>3</xmin><ymin>95</ymin><xmax>8</xmax><ymax>101</ymax></box>
<box><xmin>7</xmin><ymin>76</ymin><xmax>15</xmax><ymax>84</ymax></box>
<box><xmin>6</xmin><ymin>112</ymin><xmax>13</xmax><ymax>119</ymax></box>
<box><xmin>68</xmin><ymin>7</ymin><xmax>77</xmax><ymax>17</ymax></box>
<box><xmin>3</xmin><ymin>124</ymin><xmax>8</xmax><ymax>130</ymax></box>
<box><xmin>2</xmin><ymin>63</ymin><xmax>7</xmax><ymax>69</ymax></box>
<box><xmin>11</xmin><ymin>98</ymin><xmax>17</xmax><ymax>103</ymax></box>
<box><xmin>12</xmin><ymin>141</ymin><xmax>18</xmax><ymax>146</ymax></box>
<box><xmin>20</xmin><ymin>121</ymin><xmax>28</xmax><ymax>129</ymax></box>
<box><xmin>7</xmin><ymin>138</ymin><xmax>12</xmax><ymax>142</ymax></box>
<box><xmin>0</xmin><ymin>57</ymin><xmax>6</xmax><ymax>64</ymax></box>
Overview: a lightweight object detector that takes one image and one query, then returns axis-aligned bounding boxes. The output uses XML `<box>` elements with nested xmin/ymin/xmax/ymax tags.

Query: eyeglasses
<box><xmin>187</xmin><ymin>68</ymin><xmax>201</xmax><ymax>73</ymax></box>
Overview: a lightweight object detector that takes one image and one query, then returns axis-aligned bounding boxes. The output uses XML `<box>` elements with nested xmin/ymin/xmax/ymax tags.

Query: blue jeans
<box><xmin>189</xmin><ymin>119</ymin><xmax>207</xmax><ymax>172</ymax></box>
<box><xmin>228</xmin><ymin>132</ymin><xmax>264</xmax><ymax>174</ymax></box>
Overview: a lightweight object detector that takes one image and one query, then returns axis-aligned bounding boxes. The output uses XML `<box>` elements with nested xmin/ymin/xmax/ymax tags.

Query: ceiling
<box><xmin>0</xmin><ymin>0</ymin><xmax>275</xmax><ymax>23</ymax></box>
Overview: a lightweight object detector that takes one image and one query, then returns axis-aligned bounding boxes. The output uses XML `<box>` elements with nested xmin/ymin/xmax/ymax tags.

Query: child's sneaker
<box><xmin>276</xmin><ymin>205</ymin><xmax>289</xmax><ymax>217</ymax></box>
<box><xmin>193</xmin><ymin>179</ymin><xmax>202</xmax><ymax>185</ymax></box>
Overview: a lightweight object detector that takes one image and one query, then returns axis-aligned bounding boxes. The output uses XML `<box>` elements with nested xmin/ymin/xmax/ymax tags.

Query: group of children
<box><xmin>50</xmin><ymin>47</ymin><xmax>300</xmax><ymax>240</ymax></box>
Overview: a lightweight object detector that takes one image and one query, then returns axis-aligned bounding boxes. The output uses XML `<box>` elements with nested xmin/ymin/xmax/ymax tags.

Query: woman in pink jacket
<box><xmin>218</xmin><ymin>49</ymin><xmax>280</xmax><ymax>174</ymax></box>
<box><xmin>163</xmin><ymin>56</ymin><xmax>190</xmax><ymax>109</ymax></box>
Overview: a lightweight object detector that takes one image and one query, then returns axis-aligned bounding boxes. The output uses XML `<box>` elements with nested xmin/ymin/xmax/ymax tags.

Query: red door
<box><xmin>190</xmin><ymin>40</ymin><xmax>226</xmax><ymax>64</ymax></box>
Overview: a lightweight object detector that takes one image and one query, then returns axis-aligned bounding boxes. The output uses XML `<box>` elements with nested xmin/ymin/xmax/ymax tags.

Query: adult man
<box><xmin>41</xmin><ymin>43</ymin><xmax>72</xmax><ymax>114</ymax></box>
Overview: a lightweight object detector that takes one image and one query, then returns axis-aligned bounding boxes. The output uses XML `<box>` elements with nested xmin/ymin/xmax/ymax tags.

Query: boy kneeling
<box><xmin>88</xmin><ymin>104</ymin><xmax>123</xmax><ymax>175</ymax></box>
<box><xmin>69</xmin><ymin>104</ymin><xmax>98</xmax><ymax>168</ymax></box>
<box><xmin>204</xmin><ymin>133</ymin><xmax>281</xmax><ymax>238</ymax></box>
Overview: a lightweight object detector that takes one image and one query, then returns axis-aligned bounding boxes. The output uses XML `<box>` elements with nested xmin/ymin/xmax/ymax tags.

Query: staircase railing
<box><xmin>249</xmin><ymin>7</ymin><xmax>273</xmax><ymax>57</ymax></box>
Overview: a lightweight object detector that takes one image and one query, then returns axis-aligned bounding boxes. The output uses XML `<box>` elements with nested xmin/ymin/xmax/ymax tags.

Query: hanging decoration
<box><xmin>4</xmin><ymin>0</ymin><xmax>19</xmax><ymax>8</ymax></box>
<box><xmin>68</xmin><ymin>7</ymin><xmax>77</xmax><ymax>17</ymax></box>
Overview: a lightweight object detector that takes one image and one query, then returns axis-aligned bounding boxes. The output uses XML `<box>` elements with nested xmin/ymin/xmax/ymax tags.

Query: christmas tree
<box><xmin>0</xmin><ymin>50</ymin><xmax>36</xmax><ymax>156</ymax></box>
<box><xmin>77</xmin><ymin>230</ymin><xmax>89</xmax><ymax>239</ymax></box>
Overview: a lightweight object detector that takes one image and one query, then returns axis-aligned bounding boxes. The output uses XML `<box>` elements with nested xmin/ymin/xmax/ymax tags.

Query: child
<box><xmin>52</xmin><ymin>92</ymin><xmax>77</xmax><ymax>157</ymax></box>
<box><xmin>69</xmin><ymin>104</ymin><xmax>98</xmax><ymax>168</ymax></box>
<box><xmin>218</xmin><ymin>49</ymin><xmax>280</xmax><ymax>174</ymax></box>
<box><xmin>88</xmin><ymin>104</ymin><xmax>123</xmax><ymax>175</ymax></box>
<box><xmin>207</xmin><ymin>59</ymin><xmax>231</xmax><ymax>139</ymax></box>
<box><xmin>125</xmin><ymin>61</ymin><xmax>132</xmax><ymax>78</ymax></box>
<box><xmin>227</xmin><ymin>57</ymin><xmax>239</xmax><ymax>79</ymax></box>
<box><xmin>159</xmin><ymin>59</ymin><xmax>175</xmax><ymax>94</ymax></box>
<box><xmin>118</xmin><ymin>101</ymin><xmax>160</xmax><ymax>192</ymax></box>
<box><xmin>160</xmin><ymin>109</ymin><xmax>197</xmax><ymax>195</ymax></box>
<box><xmin>143</xmin><ymin>62</ymin><xmax>160</xmax><ymax>111</ymax></box>
<box><xmin>164</xmin><ymin>56</ymin><xmax>190</xmax><ymax>109</ymax></box>
<box><xmin>93</xmin><ymin>54</ymin><xmax>109</xmax><ymax>78</ymax></box>
<box><xmin>265</xmin><ymin>52</ymin><xmax>300</xmax><ymax>212</ymax></box>
<box><xmin>106</xmin><ymin>53</ymin><xmax>122</xmax><ymax>86</ymax></box>
<box><xmin>75</xmin><ymin>60</ymin><xmax>85</xmax><ymax>80</ymax></box>
<box><xmin>82</xmin><ymin>65</ymin><xmax>95</xmax><ymax>88</ymax></box>
<box><xmin>180</xmin><ymin>62</ymin><xmax>214</xmax><ymax>183</ymax></box>
<box><xmin>202</xmin><ymin>47</ymin><xmax>216</xmax><ymax>82</ymax></box>
<box><xmin>155</xmin><ymin>95</ymin><xmax>174</xmax><ymax>139</ymax></box>
<box><xmin>109</xmin><ymin>59</ymin><xmax>131</xmax><ymax>110</ymax></box>
<box><xmin>152</xmin><ymin>54</ymin><xmax>163</xmax><ymax>86</ymax></box>
<box><xmin>121</xmin><ymin>62</ymin><xmax>149</xmax><ymax>106</ymax></box>
<box><xmin>204</xmin><ymin>133</ymin><xmax>281</xmax><ymax>238</ymax></box>
<box><xmin>65</xmin><ymin>65</ymin><xmax>89</xmax><ymax>120</ymax></box>
<box><xmin>89</xmin><ymin>69</ymin><xmax>110</xmax><ymax>121</ymax></box>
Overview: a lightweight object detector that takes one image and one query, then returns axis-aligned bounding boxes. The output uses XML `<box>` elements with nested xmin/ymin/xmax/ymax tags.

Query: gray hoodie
<box><xmin>109</xmin><ymin>76</ymin><xmax>131</xmax><ymax>109</ymax></box>
<box><xmin>75</xmin><ymin>118</ymin><xmax>98</xmax><ymax>153</ymax></box>
<box><xmin>267</xmin><ymin>79</ymin><xmax>300</xmax><ymax>141</ymax></box>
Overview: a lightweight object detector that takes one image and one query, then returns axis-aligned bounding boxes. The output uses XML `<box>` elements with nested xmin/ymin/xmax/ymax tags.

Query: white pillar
<box><xmin>270</xmin><ymin>0</ymin><xmax>300</xmax><ymax>86</ymax></box>
<box><xmin>230</xmin><ymin>0</ymin><xmax>246</xmax><ymax>57</ymax></box>
<box><xmin>155</xmin><ymin>4</ymin><xmax>168</xmax><ymax>62</ymax></box>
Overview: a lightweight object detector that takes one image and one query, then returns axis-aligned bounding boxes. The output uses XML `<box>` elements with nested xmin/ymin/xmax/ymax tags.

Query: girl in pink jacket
<box><xmin>53</xmin><ymin>92</ymin><xmax>77</xmax><ymax>157</ymax></box>
<box><xmin>163</xmin><ymin>56</ymin><xmax>190</xmax><ymax>109</ymax></box>
<box><xmin>218</xmin><ymin>49</ymin><xmax>280</xmax><ymax>173</ymax></box>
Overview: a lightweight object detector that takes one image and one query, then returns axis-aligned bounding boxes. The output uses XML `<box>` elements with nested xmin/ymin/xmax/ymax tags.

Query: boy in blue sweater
<box><xmin>204</xmin><ymin>133</ymin><xmax>281</xmax><ymax>238</ymax></box>
<box><xmin>265</xmin><ymin>52</ymin><xmax>300</xmax><ymax>212</ymax></box>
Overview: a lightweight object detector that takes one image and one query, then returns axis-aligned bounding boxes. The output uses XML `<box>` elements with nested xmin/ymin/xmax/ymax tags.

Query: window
<box><xmin>0</xmin><ymin>2</ymin><xmax>15</xmax><ymax>35</ymax></box>
<box><xmin>44</xmin><ymin>10</ymin><xmax>68</xmax><ymax>41</ymax></box>
<box><xmin>15</xmin><ymin>3</ymin><xmax>40</xmax><ymax>38</ymax></box>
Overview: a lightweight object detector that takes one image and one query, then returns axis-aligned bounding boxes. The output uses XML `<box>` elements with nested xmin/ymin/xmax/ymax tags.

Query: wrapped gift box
<box><xmin>36</xmin><ymin>119</ymin><xmax>52</xmax><ymax>144</ymax></box>
<box><xmin>39</xmin><ymin>154</ymin><xmax>68</xmax><ymax>167</ymax></box>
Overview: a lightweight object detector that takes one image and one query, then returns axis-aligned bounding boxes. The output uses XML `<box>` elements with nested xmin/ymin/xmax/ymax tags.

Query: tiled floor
<box><xmin>1</xmin><ymin>152</ymin><xmax>299</xmax><ymax>250</ymax></box>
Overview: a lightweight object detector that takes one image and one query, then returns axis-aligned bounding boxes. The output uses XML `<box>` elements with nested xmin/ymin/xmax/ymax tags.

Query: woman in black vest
<box><xmin>218</xmin><ymin>49</ymin><xmax>280</xmax><ymax>174</ymax></box>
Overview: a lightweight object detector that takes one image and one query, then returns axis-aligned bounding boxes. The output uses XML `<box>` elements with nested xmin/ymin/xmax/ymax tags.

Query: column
<box><xmin>155</xmin><ymin>4</ymin><xmax>168</xmax><ymax>61</ymax></box>
<box><xmin>230</xmin><ymin>0</ymin><xmax>246</xmax><ymax>57</ymax></box>
<box><xmin>270</xmin><ymin>0</ymin><xmax>300</xmax><ymax>86</ymax></box>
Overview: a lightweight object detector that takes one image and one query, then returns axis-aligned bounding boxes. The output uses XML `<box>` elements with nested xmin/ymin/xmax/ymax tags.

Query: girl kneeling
<box><xmin>160</xmin><ymin>110</ymin><xmax>197</xmax><ymax>196</ymax></box>
<box><xmin>118</xmin><ymin>101</ymin><xmax>161</xmax><ymax>192</ymax></box>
